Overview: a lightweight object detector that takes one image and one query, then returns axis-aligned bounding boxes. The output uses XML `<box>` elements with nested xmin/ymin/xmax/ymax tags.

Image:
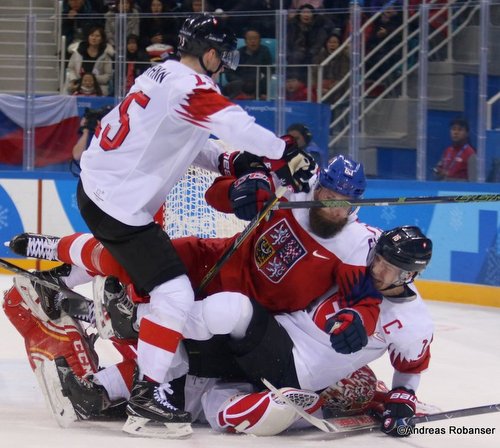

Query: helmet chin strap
<box><xmin>199</xmin><ymin>54</ymin><xmax>223</xmax><ymax>77</ymax></box>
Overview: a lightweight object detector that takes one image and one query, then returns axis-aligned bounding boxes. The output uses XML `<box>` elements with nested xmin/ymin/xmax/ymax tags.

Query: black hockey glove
<box><xmin>229</xmin><ymin>172</ymin><xmax>272</xmax><ymax>221</ymax></box>
<box><xmin>218</xmin><ymin>151</ymin><xmax>269</xmax><ymax>178</ymax></box>
<box><xmin>264</xmin><ymin>135</ymin><xmax>317</xmax><ymax>193</ymax></box>
<box><xmin>381</xmin><ymin>387</ymin><xmax>417</xmax><ymax>437</ymax></box>
<box><xmin>325</xmin><ymin>309</ymin><xmax>368</xmax><ymax>354</ymax></box>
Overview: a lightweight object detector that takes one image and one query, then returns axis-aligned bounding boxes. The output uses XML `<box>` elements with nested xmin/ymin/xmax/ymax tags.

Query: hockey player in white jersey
<box><xmin>56</xmin><ymin>13</ymin><xmax>316</xmax><ymax>436</ymax></box>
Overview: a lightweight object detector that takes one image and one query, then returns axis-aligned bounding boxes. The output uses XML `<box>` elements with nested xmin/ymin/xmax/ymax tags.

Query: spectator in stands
<box><xmin>65</xmin><ymin>26</ymin><xmax>114</xmax><ymax>95</ymax></box>
<box><xmin>433</xmin><ymin>118</ymin><xmax>477</xmax><ymax>181</ymax></box>
<box><xmin>139</xmin><ymin>0</ymin><xmax>181</xmax><ymax>50</ymax></box>
<box><xmin>224</xmin><ymin>28</ymin><xmax>273</xmax><ymax>100</ymax></box>
<box><xmin>105</xmin><ymin>0</ymin><xmax>140</xmax><ymax>47</ymax></box>
<box><xmin>125</xmin><ymin>34</ymin><xmax>150</xmax><ymax>92</ymax></box>
<box><xmin>313</xmin><ymin>32</ymin><xmax>349</xmax><ymax>104</ymax></box>
<box><xmin>285</xmin><ymin>70</ymin><xmax>316</xmax><ymax>102</ymax></box>
<box><xmin>287</xmin><ymin>4</ymin><xmax>329</xmax><ymax>65</ymax></box>
<box><xmin>72</xmin><ymin>72</ymin><xmax>104</xmax><ymax>96</ymax></box>
<box><xmin>179</xmin><ymin>0</ymin><xmax>214</xmax><ymax>13</ymax></box>
<box><xmin>287</xmin><ymin>122</ymin><xmax>327</xmax><ymax>168</ymax></box>
<box><xmin>288</xmin><ymin>0</ymin><xmax>324</xmax><ymax>20</ymax></box>
<box><xmin>62</xmin><ymin>0</ymin><xmax>103</xmax><ymax>55</ymax></box>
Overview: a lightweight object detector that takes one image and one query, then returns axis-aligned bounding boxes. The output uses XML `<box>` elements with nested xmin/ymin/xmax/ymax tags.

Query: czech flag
<box><xmin>0</xmin><ymin>94</ymin><xmax>80</xmax><ymax>167</ymax></box>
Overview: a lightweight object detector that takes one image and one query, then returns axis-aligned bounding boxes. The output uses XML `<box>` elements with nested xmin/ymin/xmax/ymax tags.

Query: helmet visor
<box><xmin>220</xmin><ymin>49</ymin><xmax>240</xmax><ymax>70</ymax></box>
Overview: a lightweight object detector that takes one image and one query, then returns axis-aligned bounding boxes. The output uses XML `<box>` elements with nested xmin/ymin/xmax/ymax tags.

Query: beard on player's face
<box><xmin>309</xmin><ymin>207</ymin><xmax>348</xmax><ymax>239</ymax></box>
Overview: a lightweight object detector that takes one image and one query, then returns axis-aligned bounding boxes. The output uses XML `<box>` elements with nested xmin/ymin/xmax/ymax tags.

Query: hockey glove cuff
<box><xmin>325</xmin><ymin>309</ymin><xmax>368</xmax><ymax>354</ymax></box>
<box><xmin>229</xmin><ymin>171</ymin><xmax>272</xmax><ymax>221</ymax></box>
<box><xmin>218</xmin><ymin>151</ymin><xmax>269</xmax><ymax>178</ymax></box>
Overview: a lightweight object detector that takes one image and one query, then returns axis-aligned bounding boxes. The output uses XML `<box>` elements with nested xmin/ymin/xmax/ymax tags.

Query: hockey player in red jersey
<box><xmin>10</xmin><ymin>155</ymin><xmax>381</xmax><ymax>357</ymax></box>
<box><xmin>36</xmin><ymin>13</ymin><xmax>317</xmax><ymax>436</ymax></box>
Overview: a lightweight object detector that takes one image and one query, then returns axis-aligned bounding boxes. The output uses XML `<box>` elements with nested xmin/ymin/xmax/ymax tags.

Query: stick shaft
<box><xmin>275</xmin><ymin>193</ymin><xmax>500</xmax><ymax>209</ymax></box>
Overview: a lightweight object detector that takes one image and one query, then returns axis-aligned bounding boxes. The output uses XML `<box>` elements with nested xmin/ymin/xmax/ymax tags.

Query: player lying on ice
<box><xmin>4</xmin><ymin>225</ymin><xmax>434</xmax><ymax>438</ymax></box>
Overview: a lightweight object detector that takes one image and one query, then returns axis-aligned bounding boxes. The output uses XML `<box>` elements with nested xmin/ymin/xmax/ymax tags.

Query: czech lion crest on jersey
<box><xmin>254</xmin><ymin>218</ymin><xmax>306</xmax><ymax>283</ymax></box>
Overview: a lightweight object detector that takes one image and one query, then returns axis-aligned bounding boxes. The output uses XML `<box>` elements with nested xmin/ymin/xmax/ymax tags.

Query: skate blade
<box><xmin>122</xmin><ymin>415</ymin><xmax>193</xmax><ymax>439</ymax></box>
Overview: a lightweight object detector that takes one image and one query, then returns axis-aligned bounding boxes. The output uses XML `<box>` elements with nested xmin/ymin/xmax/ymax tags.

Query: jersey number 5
<box><xmin>99</xmin><ymin>91</ymin><xmax>151</xmax><ymax>151</ymax></box>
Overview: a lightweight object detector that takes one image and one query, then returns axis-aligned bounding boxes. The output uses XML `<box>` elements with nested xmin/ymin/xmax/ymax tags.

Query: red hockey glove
<box><xmin>229</xmin><ymin>171</ymin><xmax>272</xmax><ymax>221</ymax></box>
<box><xmin>263</xmin><ymin>135</ymin><xmax>317</xmax><ymax>193</ymax></box>
<box><xmin>381</xmin><ymin>387</ymin><xmax>417</xmax><ymax>437</ymax></box>
<box><xmin>218</xmin><ymin>151</ymin><xmax>269</xmax><ymax>177</ymax></box>
<box><xmin>325</xmin><ymin>309</ymin><xmax>368</xmax><ymax>354</ymax></box>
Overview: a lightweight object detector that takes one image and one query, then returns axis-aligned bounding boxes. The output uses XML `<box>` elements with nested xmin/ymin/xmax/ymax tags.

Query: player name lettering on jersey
<box><xmin>144</xmin><ymin>65</ymin><xmax>170</xmax><ymax>84</ymax></box>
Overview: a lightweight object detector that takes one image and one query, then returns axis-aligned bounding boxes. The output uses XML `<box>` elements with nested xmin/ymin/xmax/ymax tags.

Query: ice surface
<box><xmin>0</xmin><ymin>275</ymin><xmax>499</xmax><ymax>447</ymax></box>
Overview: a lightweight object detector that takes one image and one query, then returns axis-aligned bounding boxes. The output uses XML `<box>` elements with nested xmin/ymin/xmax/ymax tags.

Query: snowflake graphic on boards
<box><xmin>380</xmin><ymin>206</ymin><xmax>396</xmax><ymax>226</ymax></box>
<box><xmin>449</xmin><ymin>206</ymin><xmax>464</xmax><ymax>231</ymax></box>
<box><xmin>0</xmin><ymin>205</ymin><xmax>9</xmax><ymax>229</ymax></box>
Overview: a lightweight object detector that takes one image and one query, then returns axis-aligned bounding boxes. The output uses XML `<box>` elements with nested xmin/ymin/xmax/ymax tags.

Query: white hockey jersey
<box><xmin>80</xmin><ymin>59</ymin><xmax>284</xmax><ymax>226</ymax></box>
<box><xmin>275</xmin><ymin>283</ymin><xmax>433</xmax><ymax>392</ymax></box>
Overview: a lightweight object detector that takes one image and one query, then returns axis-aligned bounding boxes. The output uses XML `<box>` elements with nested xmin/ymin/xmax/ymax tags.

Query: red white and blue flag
<box><xmin>0</xmin><ymin>94</ymin><xmax>80</xmax><ymax>167</ymax></box>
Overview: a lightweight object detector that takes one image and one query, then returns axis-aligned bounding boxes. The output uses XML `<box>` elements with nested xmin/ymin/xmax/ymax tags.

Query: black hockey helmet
<box><xmin>375</xmin><ymin>226</ymin><xmax>432</xmax><ymax>282</ymax></box>
<box><xmin>178</xmin><ymin>14</ymin><xmax>239</xmax><ymax>71</ymax></box>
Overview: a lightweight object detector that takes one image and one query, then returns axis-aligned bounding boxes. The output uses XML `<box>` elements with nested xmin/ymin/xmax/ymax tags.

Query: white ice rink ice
<box><xmin>0</xmin><ymin>275</ymin><xmax>499</xmax><ymax>448</ymax></box>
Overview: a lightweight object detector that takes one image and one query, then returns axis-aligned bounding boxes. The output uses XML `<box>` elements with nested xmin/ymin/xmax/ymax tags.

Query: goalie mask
<box><xmin>178</xmin><ymin>14</ymin><xmax>239</xmax><ymax>74</ymax></box>
<box><xmin>370</xmin><ymin>225</ymin><xmax>433</xmax><ymax>288</ymax></box>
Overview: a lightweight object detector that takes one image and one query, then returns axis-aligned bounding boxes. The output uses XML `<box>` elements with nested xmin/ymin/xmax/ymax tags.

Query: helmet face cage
<box><xmin>178</xmin><ymin>14</ymin><xmax>239</xmax><ymax>70</ymax></box>
<box><xmin>373</xmin><ymin>226</ymin><xmax>433</xmax><ymax>284</ymax></box>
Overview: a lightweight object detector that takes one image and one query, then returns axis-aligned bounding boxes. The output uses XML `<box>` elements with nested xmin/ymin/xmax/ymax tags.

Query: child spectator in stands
<box><xmin>285</xmin><ymin>70</ymin><xmax>316</xmax><ymax>102</ymax></box>
<box><xmin>105</xmin><ymin>0</ymin><xmax>140</xmax><ymax>47</ymax></box>
<box><xmin>65</xmin><ymin>26</ymin><xmax>114</xmax><ymax>95</ymax></box>
<box><xmin>287</xmin><ymin>4</ymin><xmax>330</xmax><ymax>65</ymax></box>
<box><xmin>313</xmin><ymin>32</ymin><xmax>349</xmax><ymax>104</ymax></box>
<box><xmin>125</xmin><ymin>34</ymin><xmax>150</xmax><ymax>92</ymax></box>
<box><xmin>224</xmin><ymin>28</ymin><xmax>273</xmax><ymax>100</ymax></box>
<box><xmin>72</xmin><ymin>72</ymin><xmax>103</xmax><ymax>96</ymax></box>
<box><xmin>433</xmin><ymin>118</ymin><xmax>477</xmax><ymax>181</ymax></box>
<box><xmin>139</xmin><ymin>0</ymin><xmax>181</xmax><ymax>50</ymax></box>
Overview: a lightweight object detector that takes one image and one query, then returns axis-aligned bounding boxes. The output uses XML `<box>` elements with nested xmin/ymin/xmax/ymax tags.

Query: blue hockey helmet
<box><xmin>318</xmin><ymin>155</ymin><xmax>366</xmax><ymax>198</ymax></box>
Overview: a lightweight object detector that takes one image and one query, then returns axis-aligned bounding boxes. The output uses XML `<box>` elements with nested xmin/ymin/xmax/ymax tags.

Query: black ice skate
<box><xmin>33</xmin><ymin>264</ymin><xmax>73</xmax><ymax>320</ymax></box>
<box><xmin>55</xmin><ymin>357</ymin><xmax>113</xmax><ymax>420</ymax></box>
<box><xmin>123</xmin><ymin>379</ymin><xmax>192</xmax><ymax>439</ymax></box>
<box><xmin>93</xmin><ymin>276</ymin><xmax>138</xmax><ymax>340</ymax></box>
<box><xmin>8</xmin><ymin>232</ymin><xmax>60</xmax><ymax>261</ymax></box>
<box><xmin>103</xmin><ymin>276</ymin><xmax>138</xmax><ymax>339</ymax></box>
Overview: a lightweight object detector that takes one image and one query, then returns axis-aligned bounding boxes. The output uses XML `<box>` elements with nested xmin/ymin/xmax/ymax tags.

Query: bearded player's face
<box><xmin>308</xmin><ymin>187</ymin><xmax>351</xmax><ymax>239</ymax></box>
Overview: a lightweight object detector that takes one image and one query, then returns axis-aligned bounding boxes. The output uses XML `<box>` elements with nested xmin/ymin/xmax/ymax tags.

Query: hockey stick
<box><xmin>274</xmin><ymin>193</ymin><xmax>500</xmax><ymax>209</ymax></box>
<box><xmin>0</xmin><ymin>258</ymin><xmax>94</xmax><ymax>324</ymax></box>
<box><xmin>262</xmin><ymin>378</ymin><xmax>500</xmax><ymax>434</ymax></box>
<box><xmin>196</xmin><ymin>185</ymin><xmax>288</xmax><ymax>295</ymax></box>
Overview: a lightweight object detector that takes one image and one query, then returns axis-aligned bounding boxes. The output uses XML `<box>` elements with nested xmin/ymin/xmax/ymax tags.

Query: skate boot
<box><xmin>123</xmin><ymin>378</ymin><xmax>192</xmax><ymax>439</ymax></box>
<box><xmin>93</xmin><ymin>276</ymin><xmax>138</xmax><ymax>340</ymax></box>
<box><xmin>8</xmin><ymin>232</ymin><xmax>60</xmax><ymax>261</ymax></box>
<box><xmin>33</xmin><ymin>264</ymin><xmax>73</xmax><ymax>320</ymax></box>
<box><xmin>55</xmin><ymin>357</ymin><xmax>113</xmax><ymax>420</ymax></box>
